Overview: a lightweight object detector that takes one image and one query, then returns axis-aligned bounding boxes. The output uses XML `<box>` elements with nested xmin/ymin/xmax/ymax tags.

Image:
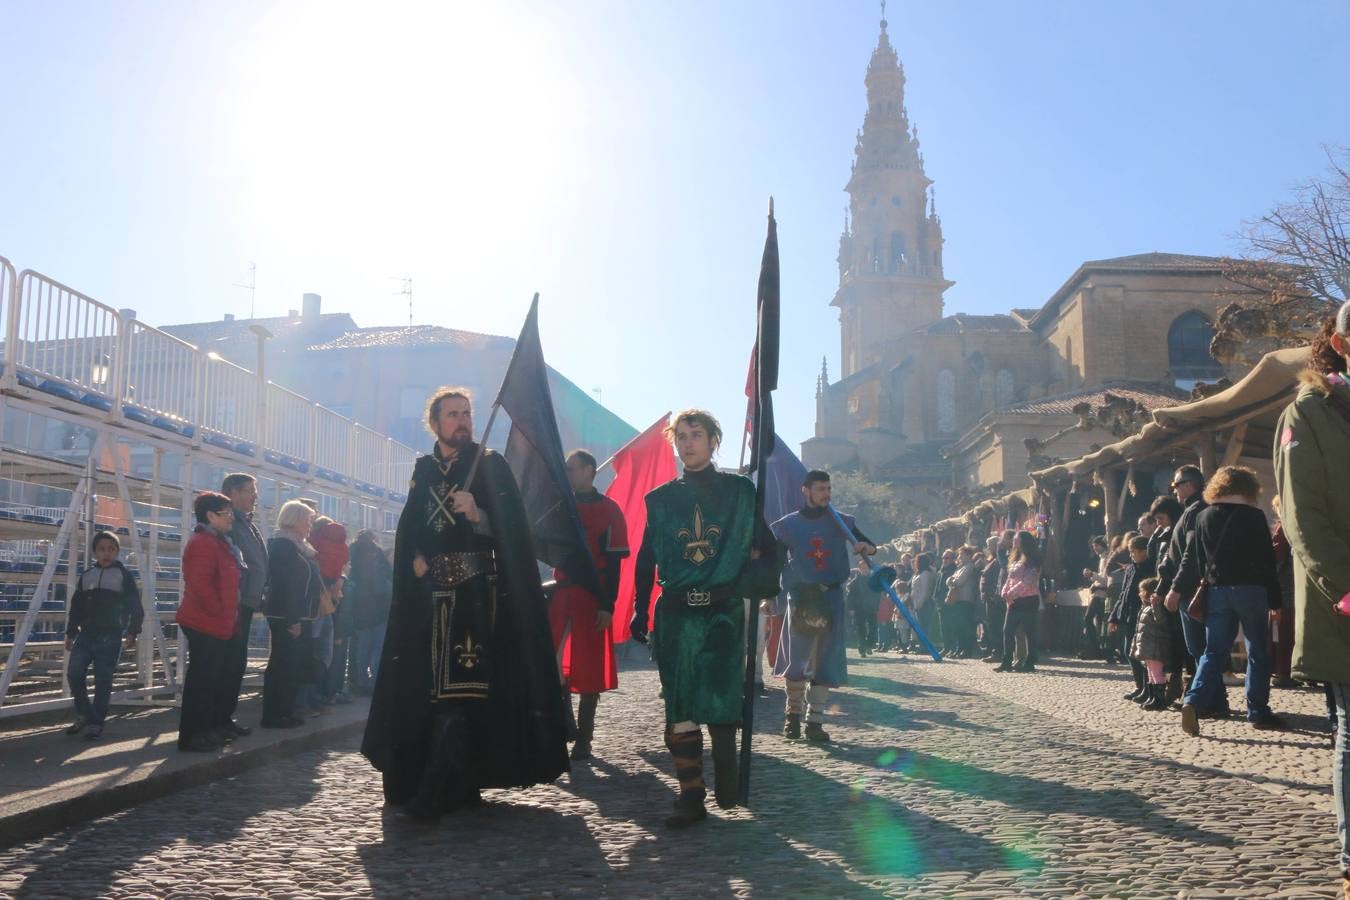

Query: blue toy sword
<box><xmin>826</xmin><ymin>504</ymin><xmax>942</xmax><ymax>662</ymax></box>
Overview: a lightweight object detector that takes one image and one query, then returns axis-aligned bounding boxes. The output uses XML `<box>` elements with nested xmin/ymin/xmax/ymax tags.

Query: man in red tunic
<box><xmin>550</xmin><ymin>449</ymin><xmax>629</xmax><ymax>761</ymax></box>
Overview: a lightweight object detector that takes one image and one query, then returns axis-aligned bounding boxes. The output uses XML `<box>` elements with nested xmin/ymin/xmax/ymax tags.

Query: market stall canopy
<box><xmin>1028</xmin><ymin>347</ymin><xmax>1310</xmax><ymax>484</ymax></box>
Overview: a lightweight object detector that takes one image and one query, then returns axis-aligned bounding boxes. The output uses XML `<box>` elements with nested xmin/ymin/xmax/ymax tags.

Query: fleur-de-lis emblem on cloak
<box><xmin>677</xmin><ymin>505</ymin><xmax>722</xmax><ymax>566</ymax></box>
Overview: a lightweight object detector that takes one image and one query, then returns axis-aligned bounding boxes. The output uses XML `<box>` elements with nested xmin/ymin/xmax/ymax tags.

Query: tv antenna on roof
<box><xmin>393</xmin><ymin>275</ymin><xmax>413</xmax><ymax>327</ymax></box>
<box><xmin>233</xmin><ymin>262</ymin><xmax>257</xmax><ymax>319</ymax></box>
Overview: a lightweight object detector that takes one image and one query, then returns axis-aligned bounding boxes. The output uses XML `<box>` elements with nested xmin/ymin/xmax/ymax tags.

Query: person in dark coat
<box><xmin>1131</xmin><ymin>576</ymin><xmax>1173</xmax><ymax>710</ymax></box>
<box><xmin>347</xmin><ymin>530</ymin><xmax>393</xmax><ymax>695</ymax></box>
<box><xmin>261</xmin><ymin>500</ymin><xmax>321</xmax><ymax>729</ymax></box>
<box><xmin>1168</xmin><ymin>465</ymin><xmax>1287</xmax><ymax>736</ymax></box>
<box><xmin>360</xmin><ymin>387</ymin><xmax>568</xmax><ymax>822</ymax></box>
<box><xmin>221</xmin><ymin>472</ymin><xmax>268</xmax><ymax>739</ymax></box>
<box><xmin>1110</xmin><ymin>535</ymin><xmax>1154</xmax><ymax>702</ymax></box>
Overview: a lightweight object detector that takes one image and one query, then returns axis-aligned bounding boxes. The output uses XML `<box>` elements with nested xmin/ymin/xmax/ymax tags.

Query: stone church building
<box><xmin>801</xmin><ymin>14</ymin><xmax>1260</xmax><ymax>525</ymax></box>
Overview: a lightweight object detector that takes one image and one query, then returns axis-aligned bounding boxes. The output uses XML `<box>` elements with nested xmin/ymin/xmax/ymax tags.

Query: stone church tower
<box><xmin>834</xmin><ymin>12</ymin><xmax>952</xmax><ymax>379</ymax></box>
<box><xmin>806</xmin><ymin>9</ymin><xmax>1263</xmax><ymax>533</ymax></box>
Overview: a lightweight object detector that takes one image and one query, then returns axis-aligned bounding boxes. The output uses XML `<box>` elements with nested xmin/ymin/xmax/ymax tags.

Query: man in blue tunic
<box><xmin>771</xmin><ymin>470</ymin><xmax>875</xmax><ymax>742</ymax></box>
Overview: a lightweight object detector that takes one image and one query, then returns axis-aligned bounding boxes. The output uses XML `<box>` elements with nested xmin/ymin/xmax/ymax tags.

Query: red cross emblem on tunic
<box><xmin>807</xmin><ymin>537</ymin><xmax>831</xmax><ymax>571</ymax></box>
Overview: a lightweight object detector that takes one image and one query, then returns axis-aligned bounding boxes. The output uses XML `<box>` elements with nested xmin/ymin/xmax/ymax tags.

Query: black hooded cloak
<box><xmin>361</xmin><ymin>444</ymin><xmax>569</xmax><ymax>800</ymax></box>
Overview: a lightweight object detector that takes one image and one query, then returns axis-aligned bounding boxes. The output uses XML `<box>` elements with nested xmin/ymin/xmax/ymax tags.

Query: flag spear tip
<box><xmin>768</xmin><ymin>196</ymin><xmax>775</xmax><ymax>216</ymax></box>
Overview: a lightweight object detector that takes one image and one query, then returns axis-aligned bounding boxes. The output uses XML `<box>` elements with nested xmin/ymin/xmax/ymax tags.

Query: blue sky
<box><xmin>1</xmin><ymin>1</ymin><xmax>1346</xmax><ymax>455</ymax></box>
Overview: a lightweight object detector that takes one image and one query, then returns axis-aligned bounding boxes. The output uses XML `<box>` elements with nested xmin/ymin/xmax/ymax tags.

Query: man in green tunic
<box><xmin>630</xmin><ymin>409</ymin><xmax>764</xmax><ymax>828</ymax></box>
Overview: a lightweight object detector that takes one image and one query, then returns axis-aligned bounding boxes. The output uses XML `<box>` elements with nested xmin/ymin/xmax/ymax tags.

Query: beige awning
<box><xmin>1028</xmin><ymin>347</ymin><xmax>1309</xmax><ymax>484</ymax></box>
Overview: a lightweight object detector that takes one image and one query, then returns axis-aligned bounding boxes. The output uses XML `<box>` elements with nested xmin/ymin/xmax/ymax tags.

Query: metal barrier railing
<box><xmin>264</xmin><ymin>382</ymin><xmax>315</xmax><ymax>465</ymax></box>
<box><xmin>200</xmin><ymin>353</ymin><xmax>259</xmax><ymax>448</ymax></box>
<box><xmin>312</xmin><ymin>405</ymin><xmax>352</xmax><ymax>480</ymax></box>
<box><xmin>0</xmin><ymin>256</ymin><xmax>16</xmax><ymax>392</ymax></box>
<box><xmin>120</xmin><ymin>319</ymin><xmax>201</xmax><ymax>427</ymax></box>
<box><xmin>351</xmin><ymin>424</ymin><xmax>390</xmax><ymax>494</ymax></box>
<box><xmin>10</xmin><ymin>270</ymin><xmax>120</xmax><ymax>399</ymax></box>
<box><xmin>390</xmin><ymin>442</ymin><xmax>418</xmax><ymax>499</ymax></box>
<box><xmin>0</xmin><ymin>255</ymin><xmax>422</xmax><ymax>496</ymax></box>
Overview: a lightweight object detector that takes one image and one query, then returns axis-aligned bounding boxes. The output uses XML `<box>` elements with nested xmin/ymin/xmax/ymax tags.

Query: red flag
<box><xmin>605</xmin><ymin>413</ymin><xmax>677</xmax><ymax>643</ymax></box>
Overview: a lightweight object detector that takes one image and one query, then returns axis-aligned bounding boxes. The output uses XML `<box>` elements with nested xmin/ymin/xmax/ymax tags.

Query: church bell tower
<box><xmin>833</xmin><ymin>7</ymin><xmax>953</xmax><ymax>379</ymax></box>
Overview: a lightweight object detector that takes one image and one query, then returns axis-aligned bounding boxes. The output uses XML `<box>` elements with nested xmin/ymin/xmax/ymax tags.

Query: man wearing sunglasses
<box><xmin>1157</xmin><ymin>465</ymin><xmax>1225</xmax><ymax>715</ymax></box>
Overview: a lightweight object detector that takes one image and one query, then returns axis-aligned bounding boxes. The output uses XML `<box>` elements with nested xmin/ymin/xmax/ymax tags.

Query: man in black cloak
<box><xmin>361</xmin><ymin>386</ymin><xmax>569</xmax><ymax>821</ymax></box>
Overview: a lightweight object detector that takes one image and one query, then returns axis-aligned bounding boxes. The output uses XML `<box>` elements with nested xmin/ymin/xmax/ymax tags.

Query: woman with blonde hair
<box><xmin>261</xmin><ymin>500</ymin><xmax>322</xmax><ymax>728</ymax></box>
<box><xmin>1168</xmin><ymin>465</ymin><xmax>1285</xmax><ymax>736</ymax></box>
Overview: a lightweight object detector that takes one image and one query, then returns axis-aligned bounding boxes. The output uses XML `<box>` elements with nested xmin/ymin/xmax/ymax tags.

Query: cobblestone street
<box><xmin>1</xmin><ymin>651</ymin><xmax>1340</xmax><ymax>899</ymax></box>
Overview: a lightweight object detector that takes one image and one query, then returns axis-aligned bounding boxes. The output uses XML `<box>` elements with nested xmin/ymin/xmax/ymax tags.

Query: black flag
<box><xmin>495</xmin><ymin>295</ymin><xmax>602</xmax><ymax>597</ymax></box>
<box><xmin>747</xmin><ymin>202</ymin><xmax>780</xmax><ymax>477</ymax></box>
<box><xmin>739</xmin><ymin>198</ymin><xmax>782</xmax><ymax>806</ymax></box>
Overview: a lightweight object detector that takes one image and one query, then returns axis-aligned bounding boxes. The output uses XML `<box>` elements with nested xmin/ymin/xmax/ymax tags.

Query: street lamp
<box><xmin>248</xmin><ymin>325</ymin><xmax>272</xmax><ymax>442</ymax></box>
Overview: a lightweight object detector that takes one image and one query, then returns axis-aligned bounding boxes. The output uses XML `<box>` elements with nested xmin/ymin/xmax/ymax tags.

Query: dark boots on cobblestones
<box><xmin>783</xmin><ymin>713</ymin><xmax>802</xmax><ymax>739</ymax></box>
<box><xmin>571</xmin><ymin>693</ymin><xmax>598</xmax><ymax>761</ymax></box>
<box><xmin>708</xmin><ymin>724</ymin><xmax>739</xmax><ymax>809</ymax></box>
<box><xmin>1142</xmin><ymin>685</ymin><xmax>1169</xmax><ymax>712</ymax></box>
<box><xmin>1164</xmin><ymin>672</ymin><xmax>1183</xmax><ymax>707</ymax></box>
<box><xmin>563</xmin><ymin>686</ymin><xmax>580</xmax><ymax>743</ymax></box>
<box><xmin>403</xmin><ymin>712</ymin><xmax>468</xmax><ymax>823</ymax></box>
<box><xmin>664</xmin><ymin>727</ymin><xmax>708</xmax><ymax>828</ymax></box>
<box><xmin>805</xmin><ymin>721</ymin><xmax>832</xmax><ymax>744</ymax></box>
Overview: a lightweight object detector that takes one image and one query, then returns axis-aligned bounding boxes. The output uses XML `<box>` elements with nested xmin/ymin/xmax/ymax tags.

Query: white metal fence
<box><xmin>200</xmin><ymin>353</ymin><xmax>259</xmax><ymax>448</ymax></box>
<box><xmin>0</xmin><ymin>256</ymin><xmax>15</xmax><ymax>391</ymax></box>
<box><xmin>121</xmin><ymin>319</ymin><xmax>201</xmax><ymax>428</ymax></box>
<box><xmin>10</xmin><ymin>270</ymin><xmax>121</xmax><ymax>401</ymax></box>
<box><xmin>0</xmin><ymin>256</ymin><xmax>421</xmax><ymax>496</ymax></box>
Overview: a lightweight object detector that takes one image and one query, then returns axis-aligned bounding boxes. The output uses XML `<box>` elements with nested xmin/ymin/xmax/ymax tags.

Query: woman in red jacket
<box><xmin>177</xmin><ymin>492</ymin><xmax>244</xmax><ymax>752</ymax></box>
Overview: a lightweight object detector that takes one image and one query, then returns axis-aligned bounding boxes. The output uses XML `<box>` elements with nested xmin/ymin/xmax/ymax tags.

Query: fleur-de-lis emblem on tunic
<box><xmin>677</xmin><ymin>505</ymin><xmax>722</xmax><ymax>566</ymax></box>
<box><xmin>455</xmin><ymin>633</ymin><xmax>480</xmax><ymax>669</ymax></box>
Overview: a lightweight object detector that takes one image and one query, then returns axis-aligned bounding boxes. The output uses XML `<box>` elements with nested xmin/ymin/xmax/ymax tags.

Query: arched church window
<box><xmin>890</xmin><ymin>232</ymin><xmax>906</xmax><ymax>271</ymax></box>
<box><xmin>1168</xmin><ymin>311</ymin><xmax>1223</xmax><ymax>380</ymax></box>
<box><xmin>872</xmin><ymin>238</ymin><xmax>883</xmax><ymax>273</ymax></box>
<box><xmin>937</xmin><ymin>369</ymin><xmax>956</xmax><ymax>434</ymax></box>
<box><xmin>995</xmin><ymin>369</ymin><xmax>1015</xmax><ymax>408</ymax></box>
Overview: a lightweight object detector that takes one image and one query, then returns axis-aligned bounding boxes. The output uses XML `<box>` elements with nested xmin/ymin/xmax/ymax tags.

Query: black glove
<box><xmin>629</xmin><ymin>612</ymin><xmax>649</xmax><ymax>645</ymax></box>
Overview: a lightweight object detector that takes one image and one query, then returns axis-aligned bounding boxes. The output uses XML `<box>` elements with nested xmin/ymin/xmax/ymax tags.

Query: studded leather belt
<box><xmin>428</xmin><ymin>551</ymin><xmax>495</xmax><ymax>589</ymax></box>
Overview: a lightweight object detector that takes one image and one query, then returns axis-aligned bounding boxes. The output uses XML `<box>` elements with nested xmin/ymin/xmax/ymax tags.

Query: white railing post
<box><xmin>0</xmin><ymin>256</ymin><xmax>17</xmax><ymax>393</ymax></box>
<box><xmin>110</xmin><ymin>314</ymin><xmax>131</xmax><ymax>419</ymax></box>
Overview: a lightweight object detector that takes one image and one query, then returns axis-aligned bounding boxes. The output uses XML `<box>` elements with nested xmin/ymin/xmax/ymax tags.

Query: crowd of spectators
<box><xmin>61</xmin><ymin>472</ymin><xmax>393</xmax><ymax>750</ymax></box>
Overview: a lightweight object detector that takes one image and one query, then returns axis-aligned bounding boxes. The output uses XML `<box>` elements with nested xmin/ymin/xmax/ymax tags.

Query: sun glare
<box><xmin>214</xmin><ymin>2</ymin><xmax>585</xmax><ymax>320</ymax></box>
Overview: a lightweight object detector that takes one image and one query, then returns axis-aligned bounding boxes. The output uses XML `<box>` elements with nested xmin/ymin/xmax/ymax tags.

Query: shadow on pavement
<box><xmin>13</xmin><ymin>749</ymin><xmax>327</xmax><ymax>899</ymax></box>
<box><xmin>624</xmin><ymin>746</ymin><xmax>1041</xmax><ymax>886</ymax></box>
<box><xmin>360</xmin><ymin>800</ymin><xmax>609</xmax><ymax>898</ymax></box>
<box><xmin>832</xmin><ymin>691</ymin><xmax>999</xmax><ymax>735</ymax></box>
<box><xmin>825</xmin><ymin>744</ymin><xmax>1235</xmax><ymax>849</ymax></box>
<box><xmin>844</xmin><ymin>672</ymin><xmax>975</xmax><ymax>699</ymax></box>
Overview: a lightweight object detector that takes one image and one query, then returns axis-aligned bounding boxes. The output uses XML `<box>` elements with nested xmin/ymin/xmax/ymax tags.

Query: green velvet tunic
<box><xmin>639</xmin><ymin>467</ymin><xmax>756</xmax><ymax>725</ymax></box>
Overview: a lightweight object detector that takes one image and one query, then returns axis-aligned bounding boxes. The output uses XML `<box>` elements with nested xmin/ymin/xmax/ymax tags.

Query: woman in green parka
<box><xmin>1273</xmin><ymin>304</ymin><xmax>1350</xmax><ymax>896</ymax></box>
